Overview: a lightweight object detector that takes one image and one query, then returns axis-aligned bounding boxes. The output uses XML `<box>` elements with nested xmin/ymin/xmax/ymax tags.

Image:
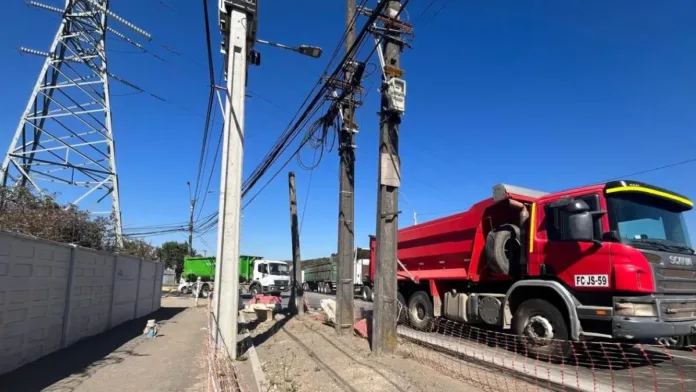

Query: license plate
<box><xmin>575</xmin><ymin>275</ymin><xmax>609</xmax><ymax>287</ymax></box>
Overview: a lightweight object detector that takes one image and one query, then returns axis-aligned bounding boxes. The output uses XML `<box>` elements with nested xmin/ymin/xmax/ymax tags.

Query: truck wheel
<box><xmin>361</xmin><ymin>286</ymin><xmax>373</xmax><ymax>302</ymax></box>
<box><xmin>513</xmin><ymin>298</ymin><xmax>570</xmax><ymax>359</ymax></box>
<box><xmin>200</xmin><ymin>284</ymin><xmax>210</xmax><ymax>298</ymax></box>
<box><xmin>408</xmin><ymin>291</ymin><xmax>434</xmax><ymax>331</ymax></box>
<box><xmin>250</xmin><ymin>285</ymin><xmax>260</xmax><ymax>297</ymax></box>
<box><xmin>485</xmin><ymin>224</ymin><xmax>520</xmax><ymax>275</ymax></box>
<box><xmin>180</xmin><ymin>286</ymin><xmax>190</xmax><ymax>295</ymax></box>
<box><xmin>397</xmin><ymin>291</ymin><xmax>407</xmax><ymax>324</ymax></box>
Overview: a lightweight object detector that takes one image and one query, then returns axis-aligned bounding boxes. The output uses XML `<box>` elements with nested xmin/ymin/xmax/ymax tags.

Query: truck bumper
<box><xmin>611</xmin><ymin>295</ymin><xmax>696</xmax><ymax>341</ymax></box>
<box><xmin>613</xmin><ymin>317</ymin><xmax>696</xmax><ymax>340</ymax></box>
<box><xmin>262</xmin><ymin>285</ymin><xmax>289</xmax><ymax>293</ymax></box>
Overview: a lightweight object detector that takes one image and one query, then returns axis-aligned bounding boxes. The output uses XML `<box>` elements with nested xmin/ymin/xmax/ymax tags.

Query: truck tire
<box><xmin>397</xmin><ymin>291</ymin><xmax>407</xmax><ymax>324</ymax></box>
<box><xmin>408</xmin><ymin>291</ymin><xmax>434</xmax><ymax>331</ymax></box>
<box><xmin>513</xmin><ymin>298</ymin><xmax>570</xmax><ymax>359</ymax></box>
<box><xmin>361</xmin><ymin>286</ymin><xmax>373</xmax><ymax>302</ymax></box>
<box><xmin>485</xmin><ymin>224</ymin><xmax>521</xmax><ymax>275</ymax></box>
<box><xmin>250</xmin><ymin>285</ymin><xmax>260</xmax><ymax>297</ymax></box>
<box><xmin>200</xmin><ymin>284</ymin><xmax>210</xmax><ymax>298</ymax></box>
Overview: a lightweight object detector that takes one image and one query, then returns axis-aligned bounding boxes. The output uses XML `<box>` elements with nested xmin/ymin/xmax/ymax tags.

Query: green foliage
<box><xmin>0</xmin><ymin>186</ymin><xmax>160</xmax><ymax>260</ymax></box>
<box><xmin>160</xmin><ymin>241</ymin><xmax>196</xmax><ymax>278</ymax></box>
<box><xmin>0</xmin><ymin>187</ymin><xmax>117</xmax><ymax>251</ymax></box>
<box><xmin>119</xmin><ymin>237</ymin><xmax>159</xmax><ymax>260</ymax></box>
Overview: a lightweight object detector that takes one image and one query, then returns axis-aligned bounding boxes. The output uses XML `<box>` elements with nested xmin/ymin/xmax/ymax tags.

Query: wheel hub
<box><xmin>524</xmin><ymin>315</ymin><xmax>554</xmax><ymax>344</ymax></box>
<box><xmin>503</xmin><ymin>238</ymin><xmax>521</xmax><ymax>261</ymax></box>
<box><xmin>416</xmin><ymin>304</ymin><xmax>425</xmax><ymax>320</ymax></box>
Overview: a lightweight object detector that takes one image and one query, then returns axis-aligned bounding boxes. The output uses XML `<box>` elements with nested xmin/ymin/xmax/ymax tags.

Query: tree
<box><xmin>0</xmin><ymin>186</ymin><xmax>117</xmax><ymax>251</ymax></box>
<box><xmin>0</xmin><ymin>186</ymin><xmax>161</xmax><ymax>261</ymax></box>
<box><xmin>160</xmin><ymin>241</ymin><xmax>195</xmax><ymax>279</ymax></box>
<box><xmin>119</xmin><ymin>237</ymin><xmax>159</xmax><ymax>260</ymax></box>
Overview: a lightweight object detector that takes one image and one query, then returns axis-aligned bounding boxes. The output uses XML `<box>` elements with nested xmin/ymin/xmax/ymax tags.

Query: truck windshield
<box><xmin>608</xmin><ymin>193</ymin><xmax>693</xmax><ymax>254</ymax></box>
<box><xmin>269</xmin><ymin>263</ymin><xmax>289</xmax><ymax>275</ymax></box>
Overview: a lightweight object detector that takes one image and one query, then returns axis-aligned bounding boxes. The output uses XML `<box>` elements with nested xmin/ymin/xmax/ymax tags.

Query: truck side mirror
<box><xmin>566</xmin><ymin>212</ymin><xmax>594</xmax><ymax>243</ymax></box>
<box><xmin>602</xmin><ymin>230</ymin><xmax>621</xmax><ymax>243</ymax></box>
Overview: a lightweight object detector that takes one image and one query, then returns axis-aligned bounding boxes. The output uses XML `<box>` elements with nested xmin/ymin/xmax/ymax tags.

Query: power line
<box><xmin>420</xmin><ymin>0</ymin><xmax>452</xmax><ymax>28</ymax></box>
<box><xmin>195</xmin><ymin>124</ymin><xmax>223</xmax><ymax>221</ymax></box>
<box><xmin>241</xmin><ymin>0</ymin><xmax>393</xmax><ymax>203</ymax></box>
<box><xmin>299</xmin><ymin>148</ymin><xmax>319</xmax><ymax>234</ymax></box>
<box><xmin>191</xmin><ymin>0</ymin><xmax>219</xmax><ymax>207</ymax></box>
<box><xmin>604</xmin><ymin>158</ymin><xmax>696</xmax><ymax>182</ymax></box>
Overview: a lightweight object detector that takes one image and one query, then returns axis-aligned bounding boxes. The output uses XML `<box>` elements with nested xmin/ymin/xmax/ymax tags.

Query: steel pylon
<box><xmin>1</xmin><ymin>0</ymin><xmax>150</xmax><ymax>242</ymax></box>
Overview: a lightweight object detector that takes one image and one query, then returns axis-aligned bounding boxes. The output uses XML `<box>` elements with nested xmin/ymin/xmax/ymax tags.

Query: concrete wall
<box><xmin>0</xmin><ymin>232</ymin><xmax>163</xmax><ymax>375</ymax></box>
<box><xmin>162</xmin><ymin>268</ymin><xmax>176</xmax><ymax>286</ymax></box>
<box><xmin>110</xmin><ymin>255</ymin><xmax>141</xmax><ymax>328</ymax></box>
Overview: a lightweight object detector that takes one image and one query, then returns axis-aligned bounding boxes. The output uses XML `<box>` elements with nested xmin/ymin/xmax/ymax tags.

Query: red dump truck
<box><xmin>369</xmin><ymin>180</ymin><xmax>696</xmax><ymax>354</ymax></box>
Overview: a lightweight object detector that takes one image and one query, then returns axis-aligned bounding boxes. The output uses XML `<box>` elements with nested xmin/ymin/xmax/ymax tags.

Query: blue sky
<box><xmin>2</xmin><ymin>1</ymin><xmax>696</xmax><ymax>260</ymax></box>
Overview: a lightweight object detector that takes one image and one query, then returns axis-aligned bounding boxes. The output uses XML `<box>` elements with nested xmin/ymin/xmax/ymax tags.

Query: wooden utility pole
<box><xmin>336</xmin><ymin>0</ymin><xmax>357</xmax><ymax>335</ymax></box>
<box><xmin>372</xmin><ymin>0</ymin><xmax>405</xmax><ymax>355</ymax></box>
<box><xmin>288</xmin><ymin>172</ymin><xmax>304</xmax><ymax>314</ymax></box>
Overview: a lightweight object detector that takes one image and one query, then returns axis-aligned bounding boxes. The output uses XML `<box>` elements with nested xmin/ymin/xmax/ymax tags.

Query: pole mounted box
<box><xmin>386</xmin><ymin>78</ymin><xmax>406</xmax><ymax>113</ymax></box>
<box><xmin>219</xmin><ymin>0</ymin><xmax>258</xmax><ymax>55</ymax></box>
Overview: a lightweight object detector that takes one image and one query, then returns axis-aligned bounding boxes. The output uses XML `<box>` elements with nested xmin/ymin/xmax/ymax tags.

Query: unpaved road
<box><xmin>304</xmin><ymin>291</ymin><xmax>696</xmax><ymax>392</ymax></box>
<box><xmin>244</xmin><ymin>310</ymin><xmax>511</xmax><ymax>392</ymax></box>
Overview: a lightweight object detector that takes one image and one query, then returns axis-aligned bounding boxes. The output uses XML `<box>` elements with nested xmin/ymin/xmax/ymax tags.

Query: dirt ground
<box><xmin>243</xmin><ymin>311</ymin><xmax>507</xmax><ymax>392</ymax></box>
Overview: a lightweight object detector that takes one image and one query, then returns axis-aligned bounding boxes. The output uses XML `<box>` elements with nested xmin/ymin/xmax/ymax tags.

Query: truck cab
<box><xmin>528</xmin><ymin>180</ymin><xmax>696</xmax><ymax>343</ymax></box>
<box><xmin>246</xmin><ymin>259</ymin><xmax>291</xmax><ymax>296</ymax></box>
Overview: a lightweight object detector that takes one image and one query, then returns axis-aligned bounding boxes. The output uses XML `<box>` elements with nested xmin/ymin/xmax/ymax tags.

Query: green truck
<box><xmin>301</xmin><ymin>248</ymin><xmax>373</xmax><ymax>300</ymax></box>
<box><xmin>302</xmin><ymin>260</ymin><xmax>337</xmax><ymax>294</ymax></box>
<box><xmin>178</xmin><ymin>255</ymin><xmax>291</xmax><ymax>297</ymax></box>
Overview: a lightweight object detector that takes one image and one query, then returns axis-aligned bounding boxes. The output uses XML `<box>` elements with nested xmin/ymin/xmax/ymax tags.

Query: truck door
<box><xmin>534</xmin><ymin>193</ymin><xmax>613</xmax><ymax>292</ymax></box>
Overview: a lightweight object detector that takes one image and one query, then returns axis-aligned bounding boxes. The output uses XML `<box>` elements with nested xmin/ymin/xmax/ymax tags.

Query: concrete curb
<box><xmin>239</xmin><ymin>312</ymin><xmax>268</xmax><ymax>392</ymax></box>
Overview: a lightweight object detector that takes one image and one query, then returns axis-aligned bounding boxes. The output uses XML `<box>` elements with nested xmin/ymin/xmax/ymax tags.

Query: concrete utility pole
<box><xmin>187</xmin><ymin>181</ymin><xmax>195</xmax><ymax>255</ymax></box>
<box><xmin>336</xmin><ymin>0</ymin><xmax>358</xmax><ymax>335</ymax></box>
<box><xmin>188</xmin><ymin>200</ymin><xmax>195</xmax><ymax>255</ymax></box>
<box><xmin>372</xmin><ymin>0</ymin><xmax>406</xmax><ymax>355</ymax></box>
<box><xmin>288</xmin><ymin>172</ymin><xmax>304</xmax><ymax>314</ymax></box>
<box><xmin>213</xmin><ymin>0</ymin><xmax>257</xmax><ymax>359</ymax></box>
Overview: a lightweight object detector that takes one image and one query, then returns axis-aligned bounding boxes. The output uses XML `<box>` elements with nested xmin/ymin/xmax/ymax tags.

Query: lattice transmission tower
<box><xmin>1</xmin><ymin>0</ymin><xmax>150</xmax><ymax>242</ymax></box>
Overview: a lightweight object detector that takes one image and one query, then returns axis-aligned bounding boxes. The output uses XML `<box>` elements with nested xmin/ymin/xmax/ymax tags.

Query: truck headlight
<box><xmin>615</xmin><ymin>302</ymin><xmax>658</xmax><ymax>317</ymax></box>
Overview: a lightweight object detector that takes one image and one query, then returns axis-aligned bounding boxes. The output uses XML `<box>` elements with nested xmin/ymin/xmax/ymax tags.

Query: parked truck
<box><xmin>178</xmin><ymin>256</ymin><xmax>215</xmax><ymax>297</ymax></box>
<box><xmin>178</xmin><ymin>255</ymin><xmax>291</xmax><ymax>297</ymax></box>
<box><xmin>239</xmin><ymin>256</ymin><xmax>291</xmax><ymax>296</ymax></box>
<box><xmin>301</xmin><ymin>248</ymin><xmax>372</xmax><ymax>300</ymax></box>
<box><xmin>369</xmin><ymin>180</ymin><xmax>696</xmax><ymax>355</ymax></box>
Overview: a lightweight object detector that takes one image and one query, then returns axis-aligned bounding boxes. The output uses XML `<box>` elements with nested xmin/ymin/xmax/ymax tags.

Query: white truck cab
<box><xmin>248</xmin><ymin>259</ymin><xmax>290</xmax><ymax>296</ymax></box>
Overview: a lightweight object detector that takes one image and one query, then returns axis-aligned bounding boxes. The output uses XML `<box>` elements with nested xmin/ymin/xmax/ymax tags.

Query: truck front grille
<box><xmin>661</xmin><ymin>300</ymin><xmax>696</xmax><ymax>321</ymax></box>
<box><xmin>274</xmin><ymin>280</ymin><xmax>287</xmax><ymax>286</ymax></box>
<box><xmin>653</xmin><ymin>265</ymin><xmax>696</xmax><ymax>294</ymax></box>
